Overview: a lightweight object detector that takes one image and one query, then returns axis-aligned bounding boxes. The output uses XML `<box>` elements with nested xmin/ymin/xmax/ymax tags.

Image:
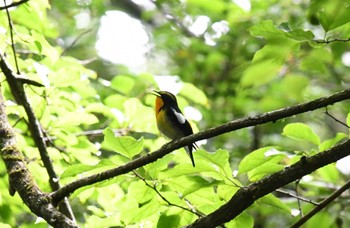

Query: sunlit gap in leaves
<box><xmin>232</xmin><ymin>0</ymin><xmax>251</xmax><ymax>12</ymax></box>
<box><xmin>342</xmin><ymin>52</ymin><xmax>350</xmax><ymax>67</ymax></box>
<box><xmin>95</xmin><ymin>11</ymin><xmax>150</xmax><ymax>72</ymax></box>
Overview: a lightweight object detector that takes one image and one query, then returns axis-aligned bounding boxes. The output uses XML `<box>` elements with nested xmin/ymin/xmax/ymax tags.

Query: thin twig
<box><xmin>61</xmin><ymin>28</ymin><xmax>93</xmax><ymax>56</ymax></box>
<box><xmin>295</xmin><ymin>179</ymin><xmax>303</xmax><ymax>218</ymax></box>
<box><xmin>325</xmin><ymin>108</ymin><xmax>349</xmax><ymax>128</ymax></box>
<box><xmin>43</xmin><ymin>128</ymin><xmax>129</xmax><ymax>141</ymax></box>
<box><xmin>290</xmin><ymin>179</ymin><xmax>350</xmax><ymax>228</ymax></box>
<box><xmin>0</xmin><ymin>0</ymin><xmax>29</xmax><ymax>10</ymax></box>
<box><xmin>275</xmin><ymin>189</ymin><xmax>319</xmax><ymax>206</ymax></box>
<box><xmin>150</xmin><ymin>0</ymin><xmax>205</xmax><ymax>40</ymax></box>
<box><xmin>3</xmin><ymin>0</ymin><xmax>20</xmax><ymax>74</ymax></box>
<box><xmin>133</xmin><ymin>171</ymin><xmax>204</xmax><ymax>217</ymax></box>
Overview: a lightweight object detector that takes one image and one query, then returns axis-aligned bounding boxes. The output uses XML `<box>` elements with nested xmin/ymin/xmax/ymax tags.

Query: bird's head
<box><xmin>152</xmin><ymin>90</ymin><xmax>179</xmax><ymax>112</ymax></box>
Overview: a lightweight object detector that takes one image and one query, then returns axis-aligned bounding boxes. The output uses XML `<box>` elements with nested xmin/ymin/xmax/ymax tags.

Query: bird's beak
<box><xmin>152</xmin><ymin>90</ymin><xmax>161</xmax><ymax>97</ymax></box>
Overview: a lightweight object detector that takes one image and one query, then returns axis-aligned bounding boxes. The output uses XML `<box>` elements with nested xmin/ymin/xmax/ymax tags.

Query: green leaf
<box><xmin>157</xmin><ymin>214</ymin><xmax>181</xmax><ymax>228</ymax></box>
<box><xmin>217</xmin><ymin>184</ymin><xmax>239</xmax><ymax>202</ymax></box>
<box><xmin>247</xmin><ymin>163</ymin><xmax>284</xmax><ymax>181</ymax></box>
<box><xmin>258</xmin><ymin>194</ymin><xmax>291</xmax><ymax>213</ymax></box>
<box><xmin>319</xmin><ymin>133</ymin><xmax>347</xmax><ymax>151</ymax></box>
<box><xmin>103</xmin><ymin>127</ymin><xmax>144</xmax><ymax>158</ymax></box>
<box><xmin>159</xmin><ymin>149</ymin><xmax>232</xmax><ymax>182</ymax></box>
<box><xmin>318</xmin><ymin>0</ymin><xmax>350</xmax><ymax>31</ymax></box>
<box><xmin>54</xmin><ymin>112</ymin><xmax>99</xmax><ymax>127</ymax></box>
<box><xmin>306</xmin><ymin>211</ymin><xmax>333</xmax><ymax>228</ymax></box>
<box><xmin>186</xmin><ymin>0</ymin><xmax>226</xmax><ymax>14</ymax></box>
<box><xmin>249</xmin><ymin>20</ymin><xmax>284</xmax><ymax>39</ymax></box>
<box><xmin>282</xmin><ymin>123</ymin><xmax>321</xmax><ymax>145</ymax></box>
<box><xmin>253</xmin><ymin>41</ymin><xmax>298</xmax><ymax>63</ymax></box>
<box><xmin>30</xmin><ymin>30</ymin><xmax>59</xmax><ymax>63</ymax></box>
<box><xmin>239</xmin><ymin>147</ymin><xmax>286</xmax><ymax>181</ymax></box>
<box><xmin>182</xmin><ymin>176</ymin><xmax>222</xmax><ymax>196</ymax></box>
<box><xmin>117</xmin><ymin>197</ymin><xmax>139</xmax><ymax>224</ymax></box>
<box><xmin>316</xmin><ymin>164</ymin><xmax>339</xmax><ymax>183</ymax></box>
<box><xmin>110</xmin><ymin>75</ymin><xmax>135</xmax><ymax>95</ymax></box>
<box><xmin>300</xmin><ymin>49</ymin><xmax>332</xmax><ymax>74</ymax></box>
<box><xmin>241</xmin><ymin>60</ymin><xmax>282</xmax><ymax>87</ymax></box>
<box><xmin>123</xmin><ymin>98</ymin><xmax>155</xmax><ymax>131</ymax></box>
<box><xmin>104</xmin><ymin>94</ymin><xmax>127</xmax><ymax>109</ymax></box>
<box><xmin>128</xmin><ymin>198</ymin><xmax>160</xmax><ymax>224</ymax></box>
<box><xmin>128</xmin><ymin>180</ymin><xmax>155</xmax><ymax>204</ymax></box>
<box><xmin>279</xmin><ymin>74</ymin><xmax>309</xmax><ymax>101</ymax></box>
<box><xmin>239</xmin><ymin>147</ymin><xmax>285</xmax><ymax>173</ymax></box>
<box><xmin>197</xmin><ymin>149</ymin><xmax>230</xmax><ymax>171</ymax></box>
<box><xmin>285</xmin><ymin>29</ymin><xmax>314</xmax><ymax>41</ymax></box>
<box><xmin>158</xmin><ymin>163</ymin><xmax>211</xmax><ymax>180</ymax></box>
<box><xmin>60</xmin><ymin>159</ymin><xmax>115</xmax><ymax>178</ymax></box>
<box><xmin>86</xmin><ymin>215</ymin><xmax>121</xmax><ymax>228</ymax></box>
<box><xmin>181</xmin><ymin>83</ymin><xmax>209</xmax><ymax>106</ymax></box>
<box><xmin>225</xmin><ymin>212</ymin><xmax>254</xmax><ymax>228</ymax></box>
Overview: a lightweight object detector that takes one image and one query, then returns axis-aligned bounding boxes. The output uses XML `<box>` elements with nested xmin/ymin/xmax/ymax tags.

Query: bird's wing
<box><xmin>165</xmin><ymin>107</ymin><xmax>194</xmax><ymax>137</ymax></box>
<box><xmin>171</xmin><ymin>107</ymin><xmax>186</xmax><ymax>124</ymax></box>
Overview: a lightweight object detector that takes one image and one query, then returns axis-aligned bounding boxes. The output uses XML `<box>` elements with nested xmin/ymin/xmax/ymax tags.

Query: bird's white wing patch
<box><xmin>172</xmin><ymin>108</ymin><xmax>186</xmax><ymax>124</ymax></box>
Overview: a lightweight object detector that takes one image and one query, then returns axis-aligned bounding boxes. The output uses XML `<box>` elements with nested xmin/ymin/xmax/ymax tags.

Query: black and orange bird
<box><xmin>153</xmin><ymin>90</ymin><xmax>197</xmax><ymax>167</ymax></box>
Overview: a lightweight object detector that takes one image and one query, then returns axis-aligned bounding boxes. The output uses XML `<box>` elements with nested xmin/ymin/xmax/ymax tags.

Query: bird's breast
<box><xmin>156</xmin><ymin>110</ymin><xmax>182</xmax><ymax>139</ymax></box>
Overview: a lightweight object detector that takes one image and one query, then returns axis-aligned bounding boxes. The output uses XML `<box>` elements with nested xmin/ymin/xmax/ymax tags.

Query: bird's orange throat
<box><xmin>155</xmin><ymin>96</ymin><xmax>164</xmax><ymax>114</ymax></box>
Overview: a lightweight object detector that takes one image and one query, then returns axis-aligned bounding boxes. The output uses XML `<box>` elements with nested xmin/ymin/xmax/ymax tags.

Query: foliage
<box><xmin>0</xmin><ymin>0</ymin><xmax>350</xmax><ymax>227</ymax></box>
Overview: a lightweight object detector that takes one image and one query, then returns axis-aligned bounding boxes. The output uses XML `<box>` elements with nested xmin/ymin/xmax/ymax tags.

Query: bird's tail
<box><xmin>185</xmin><ymin>143</ymin><xmax>198</xmax><ymax>167</ymax></box>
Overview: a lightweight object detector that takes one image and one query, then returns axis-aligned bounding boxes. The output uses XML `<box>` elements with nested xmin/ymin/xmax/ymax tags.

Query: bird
<box><xmin>153</xmin><ymin>90</ymin><xmax>197</xmax><ymax>167</ymax></box>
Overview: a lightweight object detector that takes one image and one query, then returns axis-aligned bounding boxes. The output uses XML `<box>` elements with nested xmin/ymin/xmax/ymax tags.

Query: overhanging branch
<box><xmin>187</xmin><ymin>139</ymin><xmax>350</xmax><ymax>227</ymax></box>
<box><xmin>51</xmin><ymin>87</ymin><xmax>350</xmax><ymax>205</ymax></box>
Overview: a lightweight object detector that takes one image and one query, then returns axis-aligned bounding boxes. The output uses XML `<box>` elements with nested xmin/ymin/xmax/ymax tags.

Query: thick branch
<box><xmin>51</xmin><ymin>88</ymin><xmax>350</xmax><ymax>204</ymax></box>
<box><xmin>0</xmin><ymin>90</ymin><xmax>78</xmax><ymax>227</ymax></box>
<box><xmin>0</xmin><ymin>53</ymin><xmax>75</xmax><ymax>220</ymax></box>
<box><xmin>188</xmin><ymin>140</ymin><xmax>350</xmax><ymax>227</ymax></box>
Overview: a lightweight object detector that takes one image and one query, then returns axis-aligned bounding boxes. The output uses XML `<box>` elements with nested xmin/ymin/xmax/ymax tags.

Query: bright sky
<box><xmin>95</xmin><ymin>11</ymin><xmax>150</xmax><ymax>72</ymax></box>
<box><xmin>94</xmin><ymin>8</ymin><xmax>230</xmax><ymax>72</ymax></box>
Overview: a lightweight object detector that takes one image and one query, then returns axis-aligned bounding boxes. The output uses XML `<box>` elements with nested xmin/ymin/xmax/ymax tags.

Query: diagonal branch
<box><xmin>51</xmin><ymin>87</ymin><xmax>350</xmax><ymax>205</ymax></box>
<box><xmin>0</xmin><ymin>90</ymin><xmax>78</xmax><ymax>227</ymax></box>
<box><xmin>290</xmin><ymin>179</ymin><xmax>350</xmax><ymax>228</ymax></box>
<box><xmin>187</xmin><ymin>139</ymin><xmax>350</xmax><ymax>227</ymax></box>
<box><xmin>133</xmin><ymin>171</ymin><xmax>204</xmax><ymax>217</ymax></box>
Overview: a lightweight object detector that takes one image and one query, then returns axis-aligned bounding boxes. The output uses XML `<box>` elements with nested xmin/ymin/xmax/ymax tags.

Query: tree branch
<box><xmin>290</xmin><ymin>179</ymin><xmax>350</xmax><ymax>228</ymax></box>
<box><xmin>0</xmin><ymin>90</ymin><xmax>78</xmax><ymax>228</ymax></box>
<box><xmin>51</xmin><ymin>87</ymin><xmax>350</xmax><ymax>205</ymax></box>
<box><xmin>314</xmin><ymin>37</ymin><xmax>350</xmax><ymax>44</ymax></box>
<box><xmin>0</xmin><ymin>52</ymin><xmax>75</xmax><ymax>220</ymax></box>
<box><xmin>188</xmin><ymin>140</ymin><xmax>350</xmax><ymax>227</ymax></box>
<box><xmin>133</xmin><ymin>171</ymin><xmax>204</xmax><ymax>217</ymax></box>
<box><xmin>3</xmin><ymin>0</ymin><xmax>20</xmax><ymax>74</ymax></box>
<box><xmin>275</xmin><ymin>189</ymin><xmax>319</xmax><ymax>206</ymax></box>
<box><xmin>0</xmin><ymin>0</ymin><xmax>29</xmax><ymax>10</ymax></box>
